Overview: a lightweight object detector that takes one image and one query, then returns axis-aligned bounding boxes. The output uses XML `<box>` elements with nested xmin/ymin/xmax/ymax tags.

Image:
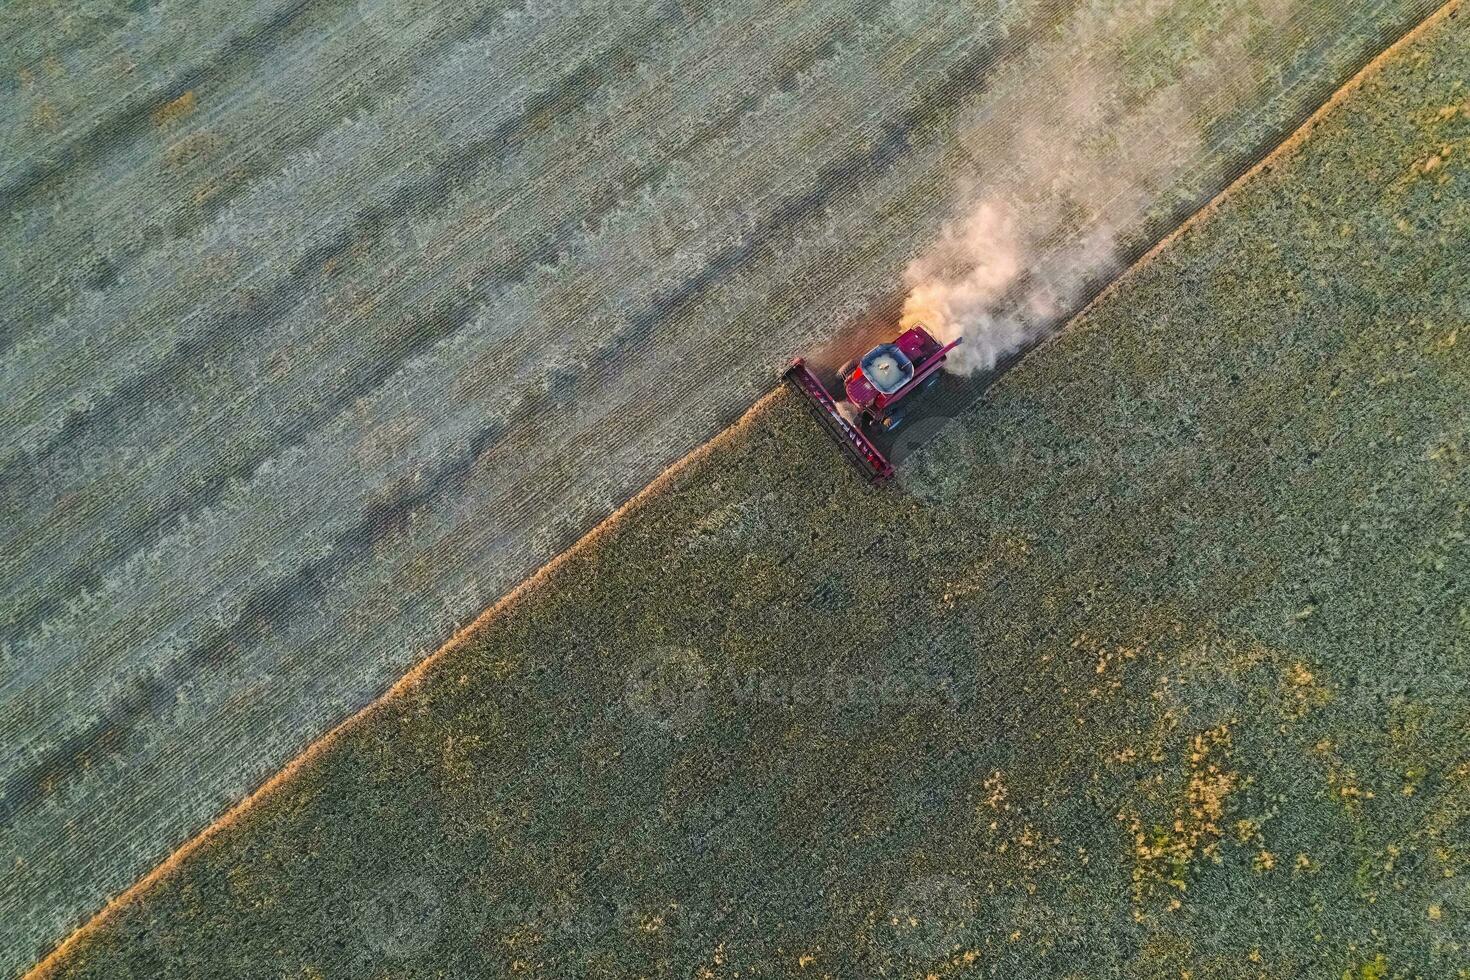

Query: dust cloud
<box><xmin>902</xmin><ymin>0</ymin><xmax>1301</xmax><ymax>373</ymax></box>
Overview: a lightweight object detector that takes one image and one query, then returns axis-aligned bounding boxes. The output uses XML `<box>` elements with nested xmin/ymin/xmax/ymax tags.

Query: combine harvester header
<box><xmin>785</xmin><ymin>324</ymin><xmax>959</xmax><ymax>484</ymax></box>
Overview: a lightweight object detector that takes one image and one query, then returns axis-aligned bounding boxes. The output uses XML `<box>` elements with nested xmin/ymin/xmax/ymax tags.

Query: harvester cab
<box><xmin>785</xmin><ymin>324</ymin><xmax>960</xmax><ymax>484</ymax></box>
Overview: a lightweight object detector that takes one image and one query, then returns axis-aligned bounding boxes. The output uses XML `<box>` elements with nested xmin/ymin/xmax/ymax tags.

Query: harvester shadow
<box><xmin>808</xmin><ymin>289</ymin><xmax>1033</xmax><ymax>469</ymax></box>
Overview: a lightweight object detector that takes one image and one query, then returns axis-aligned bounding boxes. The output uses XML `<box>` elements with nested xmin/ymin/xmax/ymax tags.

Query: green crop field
<box><xmin>32</xmin><ymin>3</ymin><xmax>1468</xmax><ymax>977</ymax></box>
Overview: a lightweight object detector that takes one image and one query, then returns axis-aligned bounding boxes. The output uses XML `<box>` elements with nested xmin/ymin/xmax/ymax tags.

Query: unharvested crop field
<box><xmin>30</xmin><ymin>3</ymin><xmax>1469</xmax><ymax>976</ymax></box>
<box><xmin>3</xmin><ymin>0</ymin><xmax>1449</xmax><ymax>970</ymax></box>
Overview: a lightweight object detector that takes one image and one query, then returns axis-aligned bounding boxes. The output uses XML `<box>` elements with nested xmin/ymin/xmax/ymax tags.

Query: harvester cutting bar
<box><xmin>785</xmin><ymin>358</ymin><xmax>895</xmax><ymax>484</ymax></box>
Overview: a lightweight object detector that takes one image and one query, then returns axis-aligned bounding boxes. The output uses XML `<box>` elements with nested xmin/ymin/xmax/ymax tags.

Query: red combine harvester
<box><xmin>785</xmin><ymin>324</ymin><xmax>960</xmax><ymax>483</ymax></box>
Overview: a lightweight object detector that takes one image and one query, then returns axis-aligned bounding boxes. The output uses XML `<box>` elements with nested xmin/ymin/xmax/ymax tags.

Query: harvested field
<box><xmin>30</xmin><ymin>2</ymin><xmax>1470</xmax><ymax>976</ymax></box>
<box><xmin>2</xmin><ymin>0</ymin><xmax>1447</xmax><ymax>970</ymax></box>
